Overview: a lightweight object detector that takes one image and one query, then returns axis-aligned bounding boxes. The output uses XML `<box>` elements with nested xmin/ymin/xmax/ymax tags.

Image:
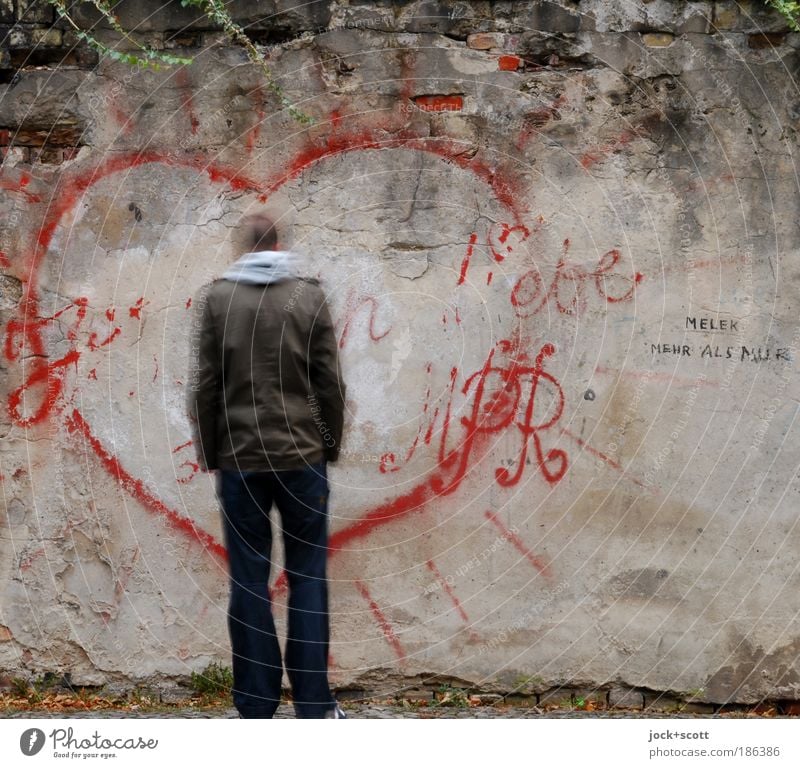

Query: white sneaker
<box><xmin>325</xmin><ymin>702</ymin><xmax>347</xmax><ymax>719</ymax></box>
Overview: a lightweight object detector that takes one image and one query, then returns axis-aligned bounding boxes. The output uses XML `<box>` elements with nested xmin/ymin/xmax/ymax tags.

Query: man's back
<box><xmin>191</xmin><ymin>274</ymin><xmax>345</xmax><ymax>471</ymax></box>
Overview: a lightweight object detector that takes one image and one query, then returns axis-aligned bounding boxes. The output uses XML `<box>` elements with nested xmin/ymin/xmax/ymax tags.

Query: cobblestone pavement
<box><xmin>2</xmin><ymin>704</ymin><xmax>726</xmax><ymax>719</ymax></box>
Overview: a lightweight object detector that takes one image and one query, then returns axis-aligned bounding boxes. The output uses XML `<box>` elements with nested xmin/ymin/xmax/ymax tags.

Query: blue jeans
<box><xmin>217</xmin><ymin>462</ymin><xmax>335</xmax><ymax>718</ymax></box>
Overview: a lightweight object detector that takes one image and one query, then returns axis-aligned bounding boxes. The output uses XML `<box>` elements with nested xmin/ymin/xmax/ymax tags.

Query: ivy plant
<box><xmin>47</xmin><ymin>0</ymin><xmax>312</xmax><ymax>124</ymax></box>
<box><xmin>765</xmin><ymin>1</ymin><xmax>800</xmax><ymax>31</ymax></box>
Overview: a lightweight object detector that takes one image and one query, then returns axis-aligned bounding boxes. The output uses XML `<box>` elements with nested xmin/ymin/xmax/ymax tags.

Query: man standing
<box><xmin>189</xmin><ymin>214</ymin><xmax>347</xmax><ymax>719</ymax></box>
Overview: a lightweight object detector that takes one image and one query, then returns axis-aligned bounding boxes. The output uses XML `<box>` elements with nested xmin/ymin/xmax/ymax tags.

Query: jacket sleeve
<box><xmin>308</xmin><ymin>288</ymin><xmax>346</xmax><ymax>462</ymax></box>
<box><xmin>187</xmin><ymin>289</ymin><xmax>220</xmax><ymax>471</ymax></box>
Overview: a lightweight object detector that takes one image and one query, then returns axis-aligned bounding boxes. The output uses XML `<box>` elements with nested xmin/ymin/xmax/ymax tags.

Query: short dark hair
<box><xmin>244</xmin><ymin>214</ymin><xmax>278</xmax><ymax>251</ymax></box>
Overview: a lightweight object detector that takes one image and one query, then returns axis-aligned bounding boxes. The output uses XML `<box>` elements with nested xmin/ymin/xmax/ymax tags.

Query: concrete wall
<box><xmin>1</xmin><ymin>1</ymin><xmax>799</xmax><ymax>704</ymax></box>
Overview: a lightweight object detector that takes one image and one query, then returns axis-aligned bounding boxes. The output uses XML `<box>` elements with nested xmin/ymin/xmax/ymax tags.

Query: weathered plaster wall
<box><xmin>1</xmin><ymin>0</ymin><xmax>800</xmax><ymax>704</ymax></box>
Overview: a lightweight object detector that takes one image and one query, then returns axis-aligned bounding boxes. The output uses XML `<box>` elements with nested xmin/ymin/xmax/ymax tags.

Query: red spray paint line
<box><xmin>594</xmin><ymin>365</ymin><xmax>720</xmax><ymax>390</ymax></box>
<box><xmin>0</xmin><ymin>176</ymin><xmax>42</xmax><ymax>203</ymax></box>
<box><xmin>484</xmin><ymin>510</ymin><xmax>550</xmax><ymax>577</ymax></box>
<box><xmin>580</xmin><ymin>130</ymin><xmax>637</xmax><ymax>169</ymax></box>
<box><xmin>176</xmin><ymin>68</ymin><xmax>200</xmax><ymax>135</ymax></box>
<box><xmin>245</xmin><ymin>86</ymin><xmax>266</xmax><ymax>153</ymax></box>
<box><xmin>64</xmin><ymin>408</ymin><xmax>227</xmax><ymax>561</ymax></box>
<box><xmin>457</xmin><ymin>232</ymin><xmax>478</xmax><ymax>286</ymax></box>
<box><xmin>559</xmin><ymin>427</ymin><xmax>646</xmax><ymax>489</ymax></box>
<box><xmin>353</xmin><ymin>578</ymin><xmax>405</xmax><ymax>660</ymax></box>
<box><xmin>425</xmin><ymin>559</ymin><xmax>470</xmax><ymax>623</ymax></box>
<box><xmin>269</xmin><ymin>131</ymin><xmax>527</xmax><ymax>223</ymax></box>
<box><xmin>337</xmin><ymin>295</ymin><xmax>391</xmax><ymax>349</ymax></box>
<box><xmin>14</xmin><ymin>152</ymin><xmax>265</xmax><ymax>319</ymax></box>
<box><xmin>111</xmin><ymin>103</ymin><xmax>135</xmax><ymax>136</ymax></box>
<box><xmin>328</xmin><ymin>478</ymin><xmax>440</xmax><ymax>555</ymax></box>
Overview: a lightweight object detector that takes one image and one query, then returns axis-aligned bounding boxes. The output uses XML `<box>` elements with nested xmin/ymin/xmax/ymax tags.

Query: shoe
<box><xmin>325</xmin><ymin>702</ymin><xmax>347</xmax><ymax>719</ymax></box>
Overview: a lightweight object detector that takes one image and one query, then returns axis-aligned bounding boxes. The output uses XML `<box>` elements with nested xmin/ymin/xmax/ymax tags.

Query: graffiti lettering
<box><xmin>511</xmin><ymin>241</ymin><xmax>643</xmax><ymax>317</ymax></box>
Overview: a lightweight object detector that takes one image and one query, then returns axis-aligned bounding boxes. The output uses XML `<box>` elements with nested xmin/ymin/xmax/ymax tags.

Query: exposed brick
<box><xmin>165</xmin><ymin>30</ymin><xmax>204</xmax><ymax>50</ymax></box>
<box><xmin>0</xmin><ymin>624</ymin><xmax>13</xmax><ymax>641</ymax></box>
<box><xmin>538</xmin><ymin>687</ymin><xmax>576</xmax><ymax>707</ymax></box>
<box><xmin>398</xmin><ymin>688</ymin><xmax>432</xmax><ymax>702</ymax></box>
<box><xmin>749</xmin><ymin>703</ymin><xmax>778</xmax><ymax>715</ymax></box>
<box><xmin>644</xmin><ymin>692</ymin><xmax>683</xmax><ymax>711</ymax></box>
<box><xmin>30</xmin><ymin>147</ymin><xmax>68</xmax><ymax>164</ymax></box>
<box><xmin>642</xmin><ymin>32</ymin><xmax>675</xmax><ymax>48</ymax></box>
<box><xmin>609</xmin><ymin>686</ymin><xmax>644</xmax><ymax>709</ymax></box>
<box><xmin>571</xmin><ymin>688</ymin><xmax>608</xmax><ymax>705</ymax></box>
<box><xmin>467</xmin><ymin>33</ymin><xmax>502</xmax><ymax>50</ymax></box>
<box><xmin>0</xmin><ymin>128</ymin><xmax>9</xmax><ymax>145</ymax></box>
<box><xmin>517</xmin><ymin>2</ymin><xmax>581</xmax><ymax>34</ymax></box>
<box><xmin>8</xmin><ymin>26</ymin><xmax>63</xmax><ymax>47</ymax></box>
<box><xmin>413</xmin><ymin>94</ymin><xmax>463</xmax><ymax>112</ymax></box>
<box><xmin>13</xmin><ymin>122</ymin><xmax>83</xmax><ymax>147</ymax></box>
<box><xmin>680</xmin><ymin>702</ymin><xmax>717</xmax><ymax>714</ymax></box>
<box><xmin>748</xmin><ymin>33</ymin><xmax>786</xmax><ymax>49</ymax></box>
<box><xmin>498</xmin><ymin>55</ymin><xmax>521</xmax><ymax>71</ymax></box>
<box><xmin>783</xmin><ymin>702</ymin><xmax>800</xmax><ymax>716</ymax></box>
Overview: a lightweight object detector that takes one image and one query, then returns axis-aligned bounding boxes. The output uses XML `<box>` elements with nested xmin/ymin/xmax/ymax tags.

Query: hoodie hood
<box><xmin>222</xmin><ymin>250</ymin><xmax>301</xmax><ymax>285</ymax></box>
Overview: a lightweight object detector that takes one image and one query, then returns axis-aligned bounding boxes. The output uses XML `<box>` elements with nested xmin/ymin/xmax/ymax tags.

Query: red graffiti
<box><xmin>176</xmin><ymin>68</ymin><xmax>200</xmax><ymax>135</ymax></box>
<box><xmin>65</xmin><ymin>408</ymin><xmax>225</xmax><ymax>560</ymax></box>
<box><xmin>511</xmin><ymin>240</ymin><xmax>643</xmax><ymax>318</ymax></box>
<box><xmin>110</xmin><ymin>103</ymin><xmax>135</xmax><ymax>136</ymax></box>
<box><xmin>129</xmin><ymin>297</ymin><xmax>148</xmax><ymax>319</ymax></box>
<box><xmin>337</xmin><ymin>294</ymin><xmax>391</xmax><ymax>349</ymax></box>
<box><xmin>560</xmin><ymin>427</ymin><xmax>646</xmax><ymax>489</ymax></box>
<box><xmin>245</xmin><ymin>86</ymin><xmax>266</xmax><ymax>153</ymax></box>
<box><xmin>380</xmin><ymin>336</ymin><xmax>567</xmax><ymax>498</ymax></box>
<box><xmin>456</xmin><ymin>232</ymin><xmax>478</xmax><ymax>285</ymax></box>
<box><xmin>1</xmin><ymin>84</ymin><xmax>562</xmax><ymax>654</ymax></box>
<box><xmin>580</xmin><ymin>129</ymin><xmax>637</xmax><ymax>169</ymax></box>
<box><xmin>173</xmin><ymin>440</ymin><xmax>200</xmax><ymax>484</ymax></box>
<box><xmin>354</xmin><ymin>578</ymin><xmax>405</xmax><ymax>660</ymax></box>
<box><xmin>457</xmin><ymin>221</ymin><xmax>542</xmax><ymax>286</ymax></box>
<box><xmin>380</xmin><ymin>365</ymin><xmax>458</xmax><ymax>474</ymax></box>
<box><xmin>88</xmin><ymin>326</ymin><xmax>121</xmax><ymax>351</ymax></box>
<box><xmin>487</xmin><ymin>222</ymin><xmax>531</xmax><ymax>262</ymax></box>
<box><xmin>5</xmin><ymin>298</ymin><xmax>88</xmax><ymax>426</ymax></box>
<box><xmin>425</xmin><ymin>559</ymin><xmax>471</xmax><ymax>625</ymax></box>
<box><xmin>1</xmin><ymin>103</ymin><xmax>584</xmax><ymax>619</ymax></box>
<box><xmin>0</xmin><ymin>173</ymin><xmax>42</xmax><ymax>203</ymax></box>
<box><xmin>484</xmin><ymin>510</ymin><xmax>550</xmax><ymax>576</ymax></box>
<box><xmin>433</xmin><ymin>340</ymin><xmax>567</xmax><ymax>493</ymax></box>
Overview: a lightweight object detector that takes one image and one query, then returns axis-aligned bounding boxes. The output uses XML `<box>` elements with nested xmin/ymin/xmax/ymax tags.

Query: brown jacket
<box><xmin>188</xmin><ymin>274</ymin><xmax>345</xmax><ymax>471</ymax></box>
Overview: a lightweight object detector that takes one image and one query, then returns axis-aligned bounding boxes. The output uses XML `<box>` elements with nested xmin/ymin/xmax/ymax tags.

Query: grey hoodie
<box><xmin>222</xmin><ymin>250</ymin><xmax>301</xmax><ymax>285</ymax></box>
